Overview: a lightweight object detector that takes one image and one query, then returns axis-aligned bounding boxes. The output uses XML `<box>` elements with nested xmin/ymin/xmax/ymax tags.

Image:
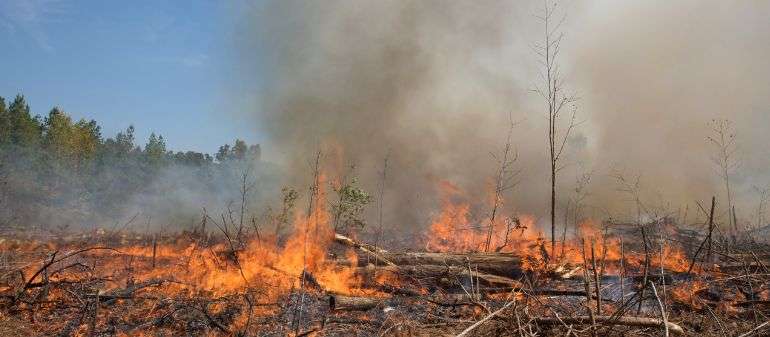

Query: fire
<box><xmin>423</xmin><ymin>181</ymin><xmax>691</xmax><ymax>276</ymax></box>
<box><xmin>671</xmin><ymin>280</ymin><xmax>708</xmax><ymax>309</ymax></box>
<box><xmin>191</xmin><ymin>181</ymin><xmax>366</xmax><ymax>297</ymax></box>
<box><xmin>425</xmin><ymin>180</ymin><xmax>541</xmax><ymax>255</ymax></box>
<box><xmin>425</xmin><ymin>181</ymin><xmax>474</xmax><ymax>252</ymax></box>
<box><xmin>3</xmin><ymin>176</ymin><xmax>722</xmax><ymax>335</ymax></box>
<box><xmin>13</xmin><ymin>178</ymin><xmax>367</xmax><ymax>306</ymax></box>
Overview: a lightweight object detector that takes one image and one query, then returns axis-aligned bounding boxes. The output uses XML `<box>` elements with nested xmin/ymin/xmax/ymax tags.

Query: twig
<box><xmin>649</xmin><ymin>281</ymin><xmax>669</xmax><ymax>337</ymax></box>
<box><xmin>688</xmin><ymin>196</ymin><xmax>716</xmax><ymax>274</ymax></box>
<box><xmin>534</xmin><ymin>316</ymin><xmax>684</xmax><ymax>335</ymax></box>
<box><xmin>580</xmin><ymin>238</ymin><xmax>597</xmax><ymax>337</ymax></box>
<box><xmin>591</xmin><ymin>238</ymin><xmax>601</xmax><ymax>316</ymax></box>
<box><xmin>455</xmin><ymin>300</ymin><xmax>515</xmax><ymax>337</ymax></box>
<box><xmin>738</xmin><ymin>320</ymin><xmax>770</xmax><ymax>337</ymax></box>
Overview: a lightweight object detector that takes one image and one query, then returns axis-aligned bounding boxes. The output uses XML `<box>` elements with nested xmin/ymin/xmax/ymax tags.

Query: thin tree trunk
<box><xmin>551</xmin><ymin>163</ymin><xmax>556</xmax><ymax>259</ymax></box>
<box><xmin>707</xmin><ymin>196</ymin><xmax>716</xmax><ymax>264</ymax></box>
<box><xmin>591</xmin><ymin>239</ymin><xmax>601</xmax><ymax>316</ymax></box>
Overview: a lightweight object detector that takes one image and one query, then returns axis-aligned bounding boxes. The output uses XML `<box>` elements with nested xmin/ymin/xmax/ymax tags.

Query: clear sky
<box><xmin>1</xmin><ymin>0</ymin><xmax>259</xmax><ymax>154</ymax></box>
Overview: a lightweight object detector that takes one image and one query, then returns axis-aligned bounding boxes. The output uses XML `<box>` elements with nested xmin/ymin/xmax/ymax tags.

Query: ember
<box><xmin>1</xmin><ymin>187</ymin><xmax>769</xmax><ymax>336</ymax></box>
<box><xmin>2</xmin><ymin>0</ymin><xmax>769</xmax><ymax>336</ymax></box>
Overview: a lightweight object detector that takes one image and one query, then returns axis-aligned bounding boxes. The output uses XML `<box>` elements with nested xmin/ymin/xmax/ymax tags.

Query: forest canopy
<box><xmin>0</xmin><ymin>94</ymin><xmax>275</xmax><ymax>230</ymax></box>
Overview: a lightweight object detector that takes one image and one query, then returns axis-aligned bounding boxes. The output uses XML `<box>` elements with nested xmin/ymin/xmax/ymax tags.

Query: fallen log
<box><xmin>535</xmin><ymin>315</ymin><xmax>684</xmax><ymax>335</ymax></box>
<box><xmin>379</xmin><ymin>252</ymin><xmax>524</xmax><ymax>279</ymax></box>
<box><xmin>334</xmin><ymin>233</ymin><xmax>525</xmax><ymax>278</ymax></box>
<box><xmin>364</xmin><ymin>264</ymin><xmax>521</xmax><ymax>289</ymax></box>
<box><xmin>529</xmin><ymin>289</ymin><xmax>615</xmax><ymax>302</ymax></box>
<box><xmin>328</xmin><ymin>294</ymin><xmax>385</xmax><ymax>311</ymax></box>
<box><xmin>334</xmin><ymin>233</ymin><xmax>396</xmax><ymax>267</ymax></box>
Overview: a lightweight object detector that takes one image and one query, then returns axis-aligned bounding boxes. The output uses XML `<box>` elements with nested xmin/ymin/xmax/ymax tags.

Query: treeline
<box><xmin>0</xmin><ymin>94</ymin><xmax>275</xmax><ymax>229</ymax></box>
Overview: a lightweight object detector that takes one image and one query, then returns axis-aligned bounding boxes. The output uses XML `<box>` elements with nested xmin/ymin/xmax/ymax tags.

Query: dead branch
<box><xmin>535</xmin><ymin>316</ymin><xmax>684</xmax><ymax>335</ymax></box>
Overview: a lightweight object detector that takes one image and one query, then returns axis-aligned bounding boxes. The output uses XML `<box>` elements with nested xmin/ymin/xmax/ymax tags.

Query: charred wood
<box><xmin>379</xmin><ymin>252</ymin><xmax>524</xmax><ymax>279</ymax></box>
<box><xmin>328</xmin><ymin>294</ymin><xmax>384</xmax><ymax>311</ymax></box>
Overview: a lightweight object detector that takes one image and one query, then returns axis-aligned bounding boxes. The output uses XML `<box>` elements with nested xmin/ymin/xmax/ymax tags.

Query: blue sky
<box><xmin>1</xmin><ymin>0</ymin><xmax>261</xmax><ymax>154</ymax></box>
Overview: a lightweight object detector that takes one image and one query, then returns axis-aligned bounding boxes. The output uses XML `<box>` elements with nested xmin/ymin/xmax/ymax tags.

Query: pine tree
<box><xmin>72</xmin><ymin>119</ymin><xmax>101</xmax><ymax>169</ymax></box>
<box><xmin>8</xmin><ymin>94</ymin><xmax>42</xmax><ymax>147</ymax></box>
<box><xmin>216</xmin><ymin>144</ymin><xmax>231</xmax><ymax>162</ymax></box>
<box><xmin>0</xmin><ymin>97</ymin><xmax>9</xmax><ymax>145</ymax></box>
<box><xmin>232</xmin><ymin>139</ymin><xmax>248</xmax><ymax>160</ymax></box>
<box><xmin>101</xmin><ymin>125</ymin><xmax>136</xmax><ymax>160</ymax></box>
<box><xmin>43</xmin><ymin>107</ymin><xmax>76</xmax><ymax>162</ymax></box>
<box><xmin>145</xmin><ymin>133</ymin><xmax>167</xmax><ymax>167</ymax></box>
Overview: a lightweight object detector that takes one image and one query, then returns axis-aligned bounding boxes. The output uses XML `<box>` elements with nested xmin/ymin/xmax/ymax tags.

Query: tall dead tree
<box><xmin>708</xmin><ymin>118</ymin><xmax>740</xmax><ymax>234</ymax></box>
<box><xmin>533</xmin><ymin>0</ymin><xmax>578</xmax><ymax>257</ymax></box>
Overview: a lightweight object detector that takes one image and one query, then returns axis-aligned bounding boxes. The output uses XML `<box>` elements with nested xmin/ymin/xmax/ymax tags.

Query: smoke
<box><xmin>571</xmin><ymin>0</ymin><xmax>770</xmax><ymax>216</ymax></box>
<box><xmin>118</xmin><ymin>160</ymin><xmax>281</xmax><ymax>231</ymax></box>
<box><xmin>232</xmin><ymin>0</ymin><xmax>770</xmax><ymax>233</ymax></box>
<box><xmin>0</xmin><ymin>142</ymin><xmax>281</xmax><ymax>232</ymax></box>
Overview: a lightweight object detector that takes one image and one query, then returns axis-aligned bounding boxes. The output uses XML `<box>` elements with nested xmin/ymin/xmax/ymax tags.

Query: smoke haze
<box><xmin>231</xmin><ymin>0</ymin><xmax>770</xmax><ymax>233</ymax></box>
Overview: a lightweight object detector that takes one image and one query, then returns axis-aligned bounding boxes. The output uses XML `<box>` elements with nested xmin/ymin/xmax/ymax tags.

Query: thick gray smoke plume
<box><xmin>231</xmin><ymin>0</ymin><xmax>770</xmax><ymax>234</ymax></box>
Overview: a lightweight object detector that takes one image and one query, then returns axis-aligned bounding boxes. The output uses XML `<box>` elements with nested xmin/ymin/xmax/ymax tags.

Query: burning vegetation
<box><xmin>0</xmin><ymin>174</ymin><xmax>769</xmax><ymax>336</ymax></box>
<box><xmin>2</xmin><ymin>0</ymin><xmax>770</xmax><ymax>336</ymax></box>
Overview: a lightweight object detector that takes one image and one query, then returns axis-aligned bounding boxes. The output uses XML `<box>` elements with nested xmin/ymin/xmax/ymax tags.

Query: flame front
<box><xmin>423</xmin><ymin>180</ymin><xmax>691</xmax><ymax>276</ymax></box>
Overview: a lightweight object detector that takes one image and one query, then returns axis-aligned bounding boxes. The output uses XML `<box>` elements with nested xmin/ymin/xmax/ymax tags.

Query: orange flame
<box><xmin>423</xmin><ymin>181</ymin><xmax>691</xmax><ymax>275</ymax></box>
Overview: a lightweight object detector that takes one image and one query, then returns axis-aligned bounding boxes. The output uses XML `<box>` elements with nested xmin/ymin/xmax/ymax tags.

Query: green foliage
<box><xmin>331</xmin><ymin>177</ymin><xmax>373</xmax><ymax>232</ymax></box>
<box><xmin>273</xmin><ymin>187</ymin><xmax>299</xmax><ymax>237</ymax></box>
<box><xmin>145</xmin><ymin>133</ymin><xmax>167</xmax><ymax>167</ymax></box>
<box><xmin>0</xmin><ymin>97</ymin><xmax>9</xmax><ymax>145</ymax></box>
<box><xmin>0</xmin><ymin>93</ymin><xmax>265</xmax><ymax>227</ymax></box>
<box><xmin>216</xmin><ymin>139</ymin><xmax>260</xmax><ymax>162</ymax></box>
<box><xmin>72</xmin><ymin>119</ymin><xmax>101</xmax><ymax>165</ymax></box>
<box><xmin>172</xmin><ymin>151</ymin><xmax>213</xmax><ymax>166</ymax></box>
<box><xmin>7</xmin><ymin>95</ymin><xmax>42</xmax><ymax>147</ymax></box>
<box><xmin>43</xmin><ymin>107</ymin><xmax>76</xmax><ymax>161</ymax></box>
<box><xmin>232</xmin><ymin>139</ymin><xmax>247</xmax><ymax>159</ymax></box>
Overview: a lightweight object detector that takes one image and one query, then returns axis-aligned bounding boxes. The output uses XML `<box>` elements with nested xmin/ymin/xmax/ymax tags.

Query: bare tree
<box><xmin>754</xmin><ymin>184</ymin><xmax>770</xmax><ymax>229</ymax></box>
<box><xmin>708</xmin><ymin>118</ymin><xmax>740</xmax><ymax>233</ymax></box>
<box><xmin>237</xmin><ymin>166</ymin><xmax>256</xmax><ymax>241</ymax></box>
<box><xmin>295</xmin><ymin>149</ymin><xmax>322</xmax><ymax>333</ymax></box>
<box><xmin>533</xmin><ymin>0</ymin><xmax>579</xmax><ymax>256</ymax></box>
<box><xmin>561</xmin><ymin>169</ymin><xmax>592</xmax><ymax>258</ymax></box>
<box><xmin>484</xmin><ymin>114</ymin><xmax>521</xmax><ymax>252</ymax></box>
<box><xmin>374</xmin><ymin>151</ymin><xmax>390</xmax><ymax>250</ymax></box>
<box><xmin>610</xmin><ymin>170</ymin><xmax>647</xmax><ymax>225</ymax></box>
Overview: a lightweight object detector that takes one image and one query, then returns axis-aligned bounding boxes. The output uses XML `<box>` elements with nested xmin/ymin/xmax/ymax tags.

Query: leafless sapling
<box><xmin>484</xmin><ymin>113</ymin><xmax>521</xmax><ymax>252</ymax></box>
<box><xmin>753</xmin><ymin>184</ymin><xmax>769</xmax><ymax>229</ymax></box>
<box><xmin>533</xmin><ymin>0</ymin><xmax>579</xmax><ymax>256</ymax></box>
<box><xmin>708</xmin><ymin>118</ymin><xmax>740</xmax><ymax>234</ymax></box>
<box><xmin>375</xmin><ymin>151</ymin><xmax>390</xmax><ymax>251</ymax></box>
<box><xmin>561</xmin><ymin>170</ymin><xmax>592</xmax><ymax>259</ymax></box>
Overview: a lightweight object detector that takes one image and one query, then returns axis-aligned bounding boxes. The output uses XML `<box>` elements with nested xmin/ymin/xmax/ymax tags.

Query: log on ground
<box><xmin>328</xmin><ymin>294</ymin><xmax>385</xmax><ymax>311</ymax></box>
